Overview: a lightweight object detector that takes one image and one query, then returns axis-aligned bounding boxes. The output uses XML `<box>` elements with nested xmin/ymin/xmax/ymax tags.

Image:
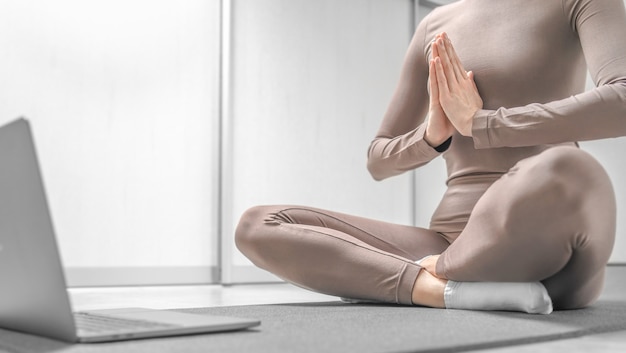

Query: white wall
<box><xmin>0</xmin><ymin>0</ymin><xmax>222</xmax><ymax>285</ymax></box>
<box><xmin>222</xmin><ymin>0</ymin><xmax>416</xmax><ymax>282</ymax></box>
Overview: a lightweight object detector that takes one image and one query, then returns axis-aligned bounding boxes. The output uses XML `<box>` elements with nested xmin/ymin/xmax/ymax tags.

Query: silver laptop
<box><xmin>0</xmin><ymin>118</ymin><xmax>260</xmax><ymax>343</ymax></box>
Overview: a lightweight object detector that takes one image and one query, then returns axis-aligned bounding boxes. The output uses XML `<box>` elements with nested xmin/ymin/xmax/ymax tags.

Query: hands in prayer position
<box><xmin>425</xmin><ymin>33</ymin><xmax>483</xmax><ymax>147</ymax></box>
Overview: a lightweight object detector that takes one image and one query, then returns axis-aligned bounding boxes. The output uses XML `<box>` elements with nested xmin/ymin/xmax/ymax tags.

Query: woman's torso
<box><xmin>424</xmin><ymin>0</ymin><xmax>585</xmax><ymax>238</ymax></box>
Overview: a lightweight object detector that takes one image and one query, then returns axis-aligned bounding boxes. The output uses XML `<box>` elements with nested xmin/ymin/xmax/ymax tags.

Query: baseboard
<box><xmin>65</xmin><ymin>266</ymin><xmax>219</xmax><ymax>287</ymax></box>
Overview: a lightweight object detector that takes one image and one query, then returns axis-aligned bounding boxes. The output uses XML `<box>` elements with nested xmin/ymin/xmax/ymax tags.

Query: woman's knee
<box><xmin>234</xmin><ymin>205</ymin><xmax>273</xmax><ymax>256</ymax></box>
<box><xmin>517</xmin><ymin>147</ymin><xmax>613</xmax><ymax>207</ymax></box>
<box><xmin>521</xmin><ymin>146</ymin><xmax>616</xmax><ymax>238</ymax></box>
<box><xmin>545</xmin><ymin>147</ymin><xmax>615</xmax><ymax>218</ymax></box>
<box><xmin>532</xmin><ymin>147</ymin><xmax>608</xmax><ymax>186</ymax></box>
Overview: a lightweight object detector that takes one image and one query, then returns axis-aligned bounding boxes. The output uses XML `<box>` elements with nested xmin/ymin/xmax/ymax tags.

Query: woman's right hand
<box><xmin>420</xmin><ymin>254</ymin><xmax>446</xmax><ymax>279</ymax></box>
<box><xmin>425</xmin><ymin>35</ymin><xmax>455</xmax><ymax>147</ymax></box>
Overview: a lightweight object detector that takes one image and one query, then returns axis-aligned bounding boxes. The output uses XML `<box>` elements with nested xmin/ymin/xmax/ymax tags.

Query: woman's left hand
<box><xmin>432</xmin><ymin>33</ymin><xmax>483</xmax><ymax>137</ymax></box>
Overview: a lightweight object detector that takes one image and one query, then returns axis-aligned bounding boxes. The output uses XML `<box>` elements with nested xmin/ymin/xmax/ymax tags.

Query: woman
<box><xmin>235</xmin><ymin>0</ymin><xmax>626</xmax><ymax>313</ymax></box>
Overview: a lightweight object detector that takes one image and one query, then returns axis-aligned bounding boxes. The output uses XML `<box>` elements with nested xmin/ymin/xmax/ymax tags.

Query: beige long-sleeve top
<box><xmin>368</xmin><ymin>0</ymin><xmax>626</xmax><ymax>237</ymax></box>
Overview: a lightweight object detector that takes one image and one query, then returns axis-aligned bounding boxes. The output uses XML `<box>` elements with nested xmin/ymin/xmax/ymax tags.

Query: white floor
<box><xmin>69</xmin><ymin>283</ymin><xmax>336</xmax><ymax>312</ymax></box>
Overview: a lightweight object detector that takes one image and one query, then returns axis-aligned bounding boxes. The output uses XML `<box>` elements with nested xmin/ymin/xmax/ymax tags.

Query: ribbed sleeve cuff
<box><xmin>414</xmin><ymin>123</ymin><xmax>447</xmax><ymax>159</ymax></box>
<box><xmin>471</xmin><ymin>109</ymin><xmax>494</xmax><ymax>149</ymax></box>
<box><xmin>434</xmin><ymin>136</ymin><xmax>452</xmax><ymax>152</ymax></box>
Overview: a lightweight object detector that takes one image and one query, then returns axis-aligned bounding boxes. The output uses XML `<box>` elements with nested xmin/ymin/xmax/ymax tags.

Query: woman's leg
<box><xmin>235</xmin><ymin>205</ymin><xmax>450</xmax><ymax>305</ymax></box>
<box><xmin>436</xmin><ymin>146</ymin><xmax>616</xmax><ymax>309</ymax></box>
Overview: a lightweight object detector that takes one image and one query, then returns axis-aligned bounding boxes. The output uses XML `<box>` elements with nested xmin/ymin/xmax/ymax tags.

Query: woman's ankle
<box><xmin>411</xmin><ymin>269</ymin><xmax>447</xmax><ymax>308</ymax></box>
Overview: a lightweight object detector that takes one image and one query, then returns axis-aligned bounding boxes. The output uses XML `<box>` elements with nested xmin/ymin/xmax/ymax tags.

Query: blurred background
<box><xmin>0</xmin><ymin>0</ymin><xmax>623</xmax><ymax>287</ymax></box>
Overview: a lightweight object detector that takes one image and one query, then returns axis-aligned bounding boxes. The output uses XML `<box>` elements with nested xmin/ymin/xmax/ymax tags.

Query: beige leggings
<box><xmin>235</xmin><ymin>147</ymin><xmax>616</xmax><ymax>310</ymax></box>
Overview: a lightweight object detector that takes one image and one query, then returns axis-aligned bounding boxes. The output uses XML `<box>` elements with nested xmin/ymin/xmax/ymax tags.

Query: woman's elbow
<box><xmin>367</xmin><ymin>162</ymin><xmax>382</xmax><ymax>181</ymax></box>
<box><xmin>366</xmin><ymin>157</ymin><xmax>390</xmax><ymax>181</ymax></box>
<box><xmin>367</xmin><ymin>140</ymin><xmax>387</xmax><ymax>181</ymax></box>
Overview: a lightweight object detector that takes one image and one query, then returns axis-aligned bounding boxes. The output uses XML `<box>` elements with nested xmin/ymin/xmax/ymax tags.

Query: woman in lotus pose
<box><xmin>235</xmin><ymin>0</ymin><xmax>626</xmax><ymax>313</ymax></box>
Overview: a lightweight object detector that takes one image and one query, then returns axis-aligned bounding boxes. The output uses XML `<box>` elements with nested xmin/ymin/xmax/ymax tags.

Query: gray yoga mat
<box><xmin>1</xmin><ymin>300</ymin><xmax>626</xmax><ymax>353</ymax></box>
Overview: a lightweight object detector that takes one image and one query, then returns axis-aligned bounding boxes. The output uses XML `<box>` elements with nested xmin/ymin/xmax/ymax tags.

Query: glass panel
<box><xmin>0</xmin><ymin>0</ymin><xmax>221</xmax><ymax>284</ymax></box>
<box><xmin>224</xmin><ymin>0</ymin><xmax>415</xmax><ymax>282</ymax></box>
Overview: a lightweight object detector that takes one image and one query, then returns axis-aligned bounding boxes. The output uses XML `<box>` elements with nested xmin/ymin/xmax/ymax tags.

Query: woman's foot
<box><xmin>412</xmin><ymin>255</ymin><xmax>553</xmax><ymax>314</ymax></box>
<box><xmin>411</xmin><ymin>268</ymin><xmax>447</xmax><ymax>308</ymax></box>
<box><xmin>444</xmin><ymin>281</ymin><xmax>553</xmax><ymax>314</ymax></box>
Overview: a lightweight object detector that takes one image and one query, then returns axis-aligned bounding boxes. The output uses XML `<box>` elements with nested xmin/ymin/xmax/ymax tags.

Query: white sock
<box><xmin>444</xmin><ymin>280</ymin><xmax>553</xmax><ymax>314</ymax></box>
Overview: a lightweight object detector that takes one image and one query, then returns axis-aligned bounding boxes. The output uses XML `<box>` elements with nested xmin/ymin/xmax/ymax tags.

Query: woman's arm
<box><xmin>367</xmin><ymin>13</ymin><xmax>446</xmax><ymax>181</ymax></box>
<box><xmin>471</xmin><ymin>0</ymin><xmax>626</xmax><ymax>149</ymax></box>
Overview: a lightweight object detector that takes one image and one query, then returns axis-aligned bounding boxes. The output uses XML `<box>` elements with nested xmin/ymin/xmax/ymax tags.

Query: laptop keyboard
<box><xmin>74</xmin><ymin>312</ymin><xmax>179</xmax><ymax>334</ymax></box>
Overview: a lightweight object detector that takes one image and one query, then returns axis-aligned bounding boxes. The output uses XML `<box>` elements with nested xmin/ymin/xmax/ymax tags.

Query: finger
<box><xmin>429</xmin><ymin>59</ymin><xmax>439</xmax><ymax>104</ymax></box>
<box><xmin>434</xmin><ymin>57</ymin><xmax>450</xmax><ymax>95</ymax></box>
<box><xmin>443</xmin><ymin>33</ymin><xmax>466</xmax><ymax>83</ymax></box>
<box><xmin>468</xmin><ymin>70</ymin><xmax>480</xmax><ymax>91</ymax></box>
<box><xmin>443</xmin><ymin>33</ymin><xmax>465</xmax><ymax>79</ymax></box>
<box><xmin>468</xmin><ymin>70</ymin><xmax>476</xmax><ymax>83</ymax></box>
<box><xmin>432</xmin><ymin>36</ymin><xmax>440</xmax><ymax>60</ymax></box>
<box><xmin>435</xmin><ymin>39</ymin><xmax>456</xmax><ymax>89</ymax></box>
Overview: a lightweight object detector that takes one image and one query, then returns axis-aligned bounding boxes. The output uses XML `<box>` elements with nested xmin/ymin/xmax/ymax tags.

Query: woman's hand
<box><xmin>432</xmin><ymin>33</ymin><xmax>483</xmax><ymax>137</ymax></box>
<box><xmin>419</xmin><ymin>254</ymin><xmax>446</xmax><ymax>279</ymax></box>
<box><xmin>424</xmin><ymin>34</ymin><xmax>455</xmax><ymax>147</ymax></box>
